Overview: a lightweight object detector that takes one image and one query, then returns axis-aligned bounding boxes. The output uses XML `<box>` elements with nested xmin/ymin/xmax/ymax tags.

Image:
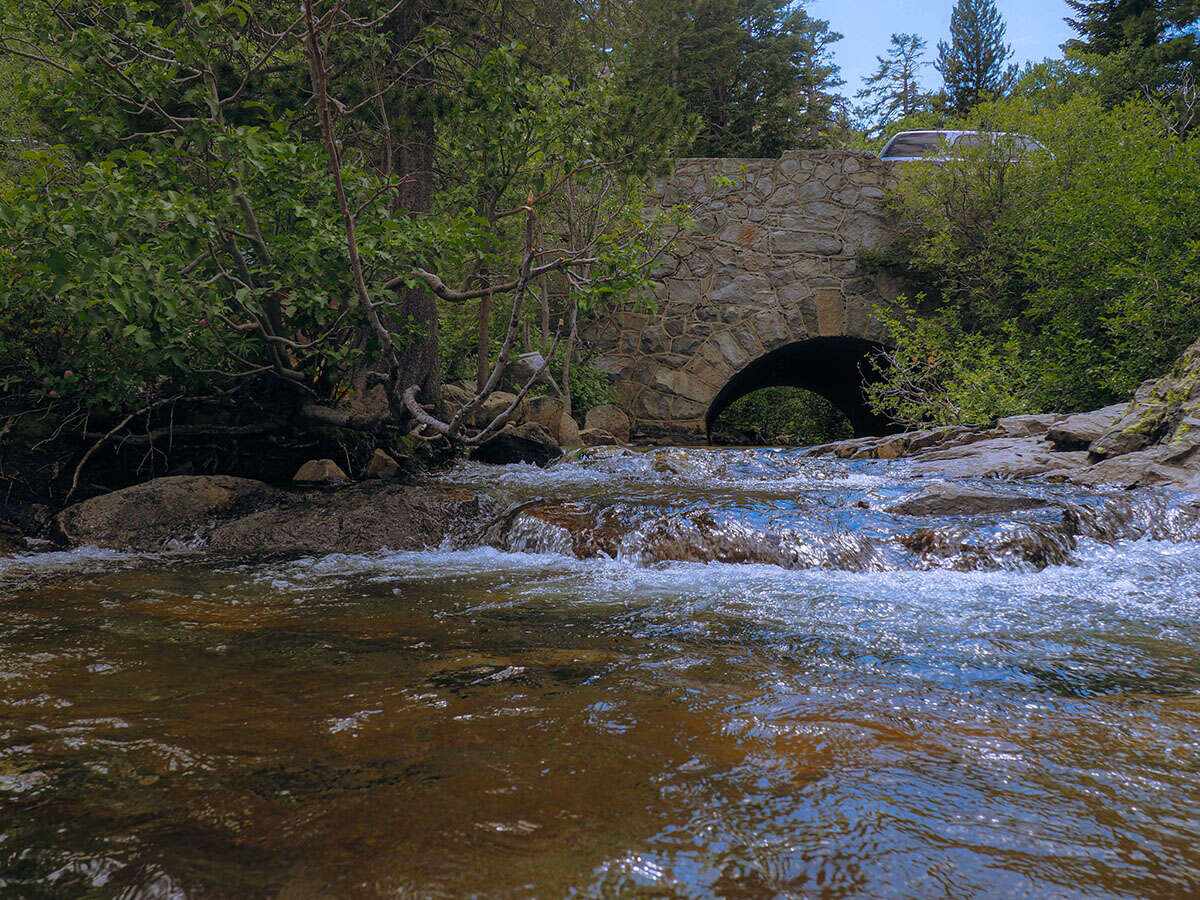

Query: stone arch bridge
<box><xmin>588</xmin><ymin>150</ymin><xmax>900</xmax><ymax>443</ymax></box>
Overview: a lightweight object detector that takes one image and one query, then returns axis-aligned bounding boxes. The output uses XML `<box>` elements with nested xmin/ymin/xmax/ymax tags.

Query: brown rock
<box><xmin>207</xmin><ymin>484</ymin><xmax>487</xmax><ymax>555</ymax></box>
<box><xmin>54</xmin><ymin>475</ymin><xmax>489</xmax><ymax>554</ymax></box>
<box><xmin>580</xmin><ymin>427</ymin><xmax>619</xmax><ymax>446</ymax></box>
<box><xmin>364</xmin><ymin>449</ymin><xmax>401</xmax><ymax>480</ymax></box>
<box><xmin>557</xmin><ymin>411</ymin><xmax>581</xmax><ymax>446</ymax></box>
<box><xmin>469</xmin><ymin>391</ymin><xmax>519</xmax><ymax>428</ymax></box>
<box><xmin>584</xmin><ymin>405</ymin><xmax>632</xmax><ymax>443</ymax></box>
<box><xmin>293</xmin><ymin>459</ymin><xmax>349</xmax><ymax>484</ymax></box>
<box><xmin>55</xmin><ymin>476</ymin><xmax>278</xmax><ymax>551</ymax></box>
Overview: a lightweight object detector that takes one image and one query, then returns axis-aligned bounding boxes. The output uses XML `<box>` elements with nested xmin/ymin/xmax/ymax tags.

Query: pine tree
<box><xmin>793</xmin><ymin>12</ymin><xmax>844</xmax><ymax>146</ymax></box>
<box><xmin>1064</xmin><ymin>0</ymin><xmax>1200</xmax><ymax>100</ymax></box>
<box><xmin>856</xmin><ymin>33</ymin><xmax>929</xmax><ymax>133</ymax></box>
<box><xmin>620</xmin><ymin>0</ymin><xmax>844</xmax><ymax>157</ymax></box>
<box><xmin>935</xmin><ymin>0</ymin><xmax>1018</xmax><ymax>116</ymax></box>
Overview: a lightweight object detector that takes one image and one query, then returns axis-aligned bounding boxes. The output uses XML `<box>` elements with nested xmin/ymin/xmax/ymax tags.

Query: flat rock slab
<box><xmin>55</xmin><ymin>475</ymin><xmax>487</xmax><ymax>554</ymax></box>
<box><xmin>906</xmin><ymin>437</ymin><xmax>1091</xmax><ymax>479</ymax></box>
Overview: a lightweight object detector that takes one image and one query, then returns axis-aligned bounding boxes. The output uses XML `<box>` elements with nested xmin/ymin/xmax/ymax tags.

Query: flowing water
<box><xmin>3</xmin><ymin>447</ymin><xmax>1200</xmax><ymax>898</ymax></box>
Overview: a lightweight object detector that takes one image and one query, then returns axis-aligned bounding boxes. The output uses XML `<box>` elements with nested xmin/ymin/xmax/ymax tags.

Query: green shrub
<box><xmin>867</xmin><ymin>94</ymin><xmax>1200</xmax><ymax>425</ymax></box>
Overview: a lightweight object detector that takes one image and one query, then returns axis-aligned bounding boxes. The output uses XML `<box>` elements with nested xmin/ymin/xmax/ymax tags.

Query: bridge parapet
<box><xmin>589</xmin><ymin>150</ymin><xmax>900</xmax><ymax>442</ymax></box>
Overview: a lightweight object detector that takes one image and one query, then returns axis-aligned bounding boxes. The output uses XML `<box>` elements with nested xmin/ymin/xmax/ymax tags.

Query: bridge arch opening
<box><xmin>705</xmin><ymin>337</ymin><xmax>895</xmax><ymax>443</ymax></box>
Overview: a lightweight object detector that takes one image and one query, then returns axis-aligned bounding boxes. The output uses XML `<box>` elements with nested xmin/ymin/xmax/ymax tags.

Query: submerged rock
<box><xmin>887</xmin><ymin>483</ymin><xmax>1054</xmax><ymax>517</ymax></box>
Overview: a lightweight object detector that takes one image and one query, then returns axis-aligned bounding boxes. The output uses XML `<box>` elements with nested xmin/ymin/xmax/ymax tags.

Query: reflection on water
<box><xmin>2</xmin><ymin>448</ymin><xmax>1200</xmax><ymax>897</ymax></box>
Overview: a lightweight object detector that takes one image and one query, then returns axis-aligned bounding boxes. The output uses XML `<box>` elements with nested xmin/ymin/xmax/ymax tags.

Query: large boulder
<box><xmin>1046</xmin><ymin>404</ymin><xmax>1127</xmax><ymax>451</ymax></box>
<box><xmin>55</xmin><ymin>475</ymin><xmax>278</xmax><ymax>551</ymax></box>
<box><xmin>205</xmin><ymin>483</ymin><xmax>486</xmax><ymax>555</ymax></box>
<box><xmin>508</xmin><ymin>352</ymin><xmax>561</xmax><ymax>393</ymax></box>
<box><xmin>469</xmin><ymin>422</ymin><xmax>562</xmax><ymax>467</ymax></box>
<box><xmin>522</xmin><ymin>396</ymin><xmax>579</xmax><ymax>445</ymax></box>
<box><xmin>584</xmin><ymin>405</ymin><xmax>631</xmax><ymax>444</ymax></box>
<box><xmin>442</xmin><ymin>382</ymin><xmax>473</xmax><ymax>413</ymax></box>
<box><xmin>579</xmin><ymin>427</ymin><xmax>618</xmax><ymax>446</ymax></box>
<box><xmin>1091</xmin><ymin>337</ymin><xmax>1200</xmax><ymax>460</ymax></box>
<box><xmin>470</xmin><ymin>390</ymin><xmax>519</xmax><ymax>428</ymax></box>
<box><xmin>54</xmin><ymin>475</ymin><xmax>489</xmax><ymax>554</ymax></box>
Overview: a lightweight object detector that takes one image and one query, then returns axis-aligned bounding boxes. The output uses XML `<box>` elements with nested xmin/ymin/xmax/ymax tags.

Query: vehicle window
<box><xmin>883</xmin><ymin>133</ymin><xmax>945</xmax><ymax>158</ymax></box>
<box><xmin>953</xmin><ymin>133</ymin><xmax>986</xmax><ymax>149</ymax></box>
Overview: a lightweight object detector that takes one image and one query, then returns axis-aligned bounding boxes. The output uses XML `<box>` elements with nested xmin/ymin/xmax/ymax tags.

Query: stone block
<box><xmin>815</xmin><ymin>289</ymin><xmax>846</xmax><ymax>336</ymax></box>
<box><xmin>770</xmin><ymin>230</ymin><xmax>843</xmax><ymax>256</ymax></box>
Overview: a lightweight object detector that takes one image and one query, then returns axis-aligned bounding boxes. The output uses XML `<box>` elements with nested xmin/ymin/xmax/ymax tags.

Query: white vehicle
<box><xmin>879</xmin><ymin>129</ymin><xmax>1046</xmax><ymax>162</ymax></box>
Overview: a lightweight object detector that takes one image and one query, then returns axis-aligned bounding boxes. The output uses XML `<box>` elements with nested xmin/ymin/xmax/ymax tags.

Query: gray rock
<box><xmin>509</xmin><ymin>351</ymin><xmax>561</xmax><ymax>393</ymax></box>
<box><xmin>584</xmin><ymin>405</ymin><xmax>632</xmax><ymax>443</ymax></box>
<box><xmin>907</xmin><ymin>436</ymin><xmax>1090</xmax><ymax>479</ymax></box>
<box><xmin>996</xmin><ymin>414</ymin><xmax>1061</xmax><ymax>437</ymax></box>
<box><xmin>887</xmin><ymin>483</ymin><xmax>1053</xmax><ymax>517</ymax></box>
<box><xmin>1065</xmin><ymin>445</ymin><xmax>1200</xmax><ymax>491</ymax></box>
<box><xmin>1046</xmin><ymin>404</ymin><xmax>1127</xmax><ymax>451</ymax></box>
<box><xmin>293</xmin><ymin>459</ymin><xmax>349</xmax><ymax>484</ymax></box>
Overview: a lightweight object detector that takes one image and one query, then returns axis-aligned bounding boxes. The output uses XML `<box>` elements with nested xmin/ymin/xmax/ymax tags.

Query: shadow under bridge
<box><xmin>704</xmin><ymin>336</ymin><xmax>896</xmax><ymax>441</ymax></box>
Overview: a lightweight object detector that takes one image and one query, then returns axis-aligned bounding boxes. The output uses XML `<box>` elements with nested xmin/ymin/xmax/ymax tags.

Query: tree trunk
<box><xmin>561</xmin><ymin>300</ymin><xmax>578</xmax><ymax>418</ymax></box>
<box><xmin>380</xmin><ymin>6</ymin><xmax>442</xmax><ymax>427</ymax></box>
<box><xmin>476</xmin><ymin>291</ymin><xmax>492</xmax><ymax>391</ymax></box>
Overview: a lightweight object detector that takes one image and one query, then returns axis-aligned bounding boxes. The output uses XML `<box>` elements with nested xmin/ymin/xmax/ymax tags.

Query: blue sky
<box><xmin>810</xmin><ymin>0</ymin><xmax>1076</xmax><ymax>98</ymax></box>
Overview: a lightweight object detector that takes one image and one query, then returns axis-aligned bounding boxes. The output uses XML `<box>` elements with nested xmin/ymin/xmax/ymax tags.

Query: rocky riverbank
<box><xmin>806</xmin><ymin>336</ymin><xmax>1200</xmax><ymax>492</ymax></box>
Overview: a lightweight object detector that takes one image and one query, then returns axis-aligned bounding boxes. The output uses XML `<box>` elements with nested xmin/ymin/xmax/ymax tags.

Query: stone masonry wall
<box><xmin>588</xmin><ymin>150</ymin><xmax>899</xmax><ymax>441</ymax></box>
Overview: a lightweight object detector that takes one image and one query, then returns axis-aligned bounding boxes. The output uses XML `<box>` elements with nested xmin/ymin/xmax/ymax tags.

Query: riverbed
<box><xmin>3</xmin><ymin>447</ymin><xmax>1200</xmax><ymax>897</ymax></box>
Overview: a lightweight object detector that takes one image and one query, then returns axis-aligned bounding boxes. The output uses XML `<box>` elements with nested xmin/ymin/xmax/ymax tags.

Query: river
<box><xmin>3</xmin><ymin>446</ymin><xmax>1200</xmax><ymax>897</ymax></box>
